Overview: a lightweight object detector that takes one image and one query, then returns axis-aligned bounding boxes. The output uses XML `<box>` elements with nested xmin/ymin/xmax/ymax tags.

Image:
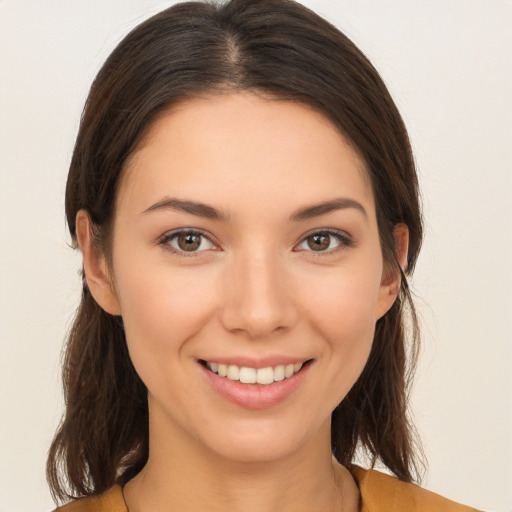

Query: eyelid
<box><xmin>294</xmin><ymin>228</ymin><xmax>354</xmax><ymax>255</ymax></box>
<box><xmin>158</xmin><ymin>227</ymin><xmax>354</xmax><ymax>257</ymax></box>
<box><xmin>158</xmin><ymin>228</ymin><xmax>219</xmax><ymax>257</ymax></box>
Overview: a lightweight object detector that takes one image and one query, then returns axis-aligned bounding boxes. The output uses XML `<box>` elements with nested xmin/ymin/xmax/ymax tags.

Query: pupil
<box><xmin>178</xmin><ymin>233</ymin><xmax>201</xmax><ymax>251</ymax></box>
<box><xmin>309</xmin><ymin>234</ymin><xmax>329</xmax><ymax>251</ymax></box>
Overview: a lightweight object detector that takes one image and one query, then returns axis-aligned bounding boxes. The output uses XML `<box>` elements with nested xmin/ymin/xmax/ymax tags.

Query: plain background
<box><xmin>0</xmin><ymin>1</ymin><xmax>511</xmax><ymax>511</ymax></box>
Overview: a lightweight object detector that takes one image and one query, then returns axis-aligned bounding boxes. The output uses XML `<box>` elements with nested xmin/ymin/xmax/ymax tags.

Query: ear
<box><xmin>376</xmin><ymin>223</ymin><xmax>409</xmax><ymax>319</ymax></box>
<box><xmin>75</xmin><ymin>210</ymin><xmax>121</xmax><ymax>315</ymax></box>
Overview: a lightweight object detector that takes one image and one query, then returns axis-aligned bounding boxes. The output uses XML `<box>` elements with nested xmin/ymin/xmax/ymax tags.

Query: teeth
<box><xmin>256</xmin><ymin>367</ymin><xmax>274</xmax><ymax>385</ymax></box>
<box><xmin>206</xmin><ymin>361</ymin><xmax>305</xmax><ymax>385</ymax></box>
<box><xmin>227</xmin><ymin>365</ymin><xmax>240</xmax><ymax>380</ymax></box>
<box><xmin>273</xmin><ymin>365</ymin><xmax>285</xmax><ymax>381</ymax></box>
<box><xmin>239</xmin><ymin>367</ymin><xmax>256</xmax><ymax>384</ymax></box>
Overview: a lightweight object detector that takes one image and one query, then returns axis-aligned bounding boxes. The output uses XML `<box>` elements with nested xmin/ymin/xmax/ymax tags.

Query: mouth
<box><xmin>200</xmin><ymin>359</ymin><xmax>312</xmax><ymax>386</ymax></box>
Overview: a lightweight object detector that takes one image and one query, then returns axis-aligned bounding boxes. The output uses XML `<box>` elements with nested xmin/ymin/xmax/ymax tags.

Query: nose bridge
<box><xmin>219</xmin><ymin>243</ymin><xmax>297</xmax><ymax>338</ymax></box>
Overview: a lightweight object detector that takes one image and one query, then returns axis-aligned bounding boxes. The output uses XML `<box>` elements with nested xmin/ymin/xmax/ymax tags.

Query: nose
<box><xmin>219</xmin><ymin>249</ymin><xmax>298</xmax><ymax>339</ymax></box>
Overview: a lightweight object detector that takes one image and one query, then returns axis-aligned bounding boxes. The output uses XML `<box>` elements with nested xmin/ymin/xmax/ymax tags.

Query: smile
<box><xmin>200</xmin><ymin>358</ymin><xmax>312</xmax><ymax>409</ymax></box>
<box><xmin>205</xmin><ymin>361</ymin><xmax>304</xmax><ymax>385</ymax></box>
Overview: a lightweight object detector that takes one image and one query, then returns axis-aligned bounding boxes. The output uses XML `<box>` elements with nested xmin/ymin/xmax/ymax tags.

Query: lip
<box><xmin>199</xmin><ymin>356</ymin><xmax>309</xmax><ymax>369</ymax></box>
<box><xmin>199</xmin><ymin>359</ymin><xmax>312</xmax><ymax>410</ymax></box>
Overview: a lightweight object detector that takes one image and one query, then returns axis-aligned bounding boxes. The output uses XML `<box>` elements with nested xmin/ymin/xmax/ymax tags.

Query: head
<box><xmin>48</xmin><ymin>0</ymin><xmax>422</xmax><ymax>501</ymax></box>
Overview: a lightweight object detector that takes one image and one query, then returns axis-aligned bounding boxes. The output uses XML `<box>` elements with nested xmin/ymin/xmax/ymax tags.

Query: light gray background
<box><xmin>0</xmin><ymin>1</ymin><xmax>511</xmax><ymax>511</ymax></box>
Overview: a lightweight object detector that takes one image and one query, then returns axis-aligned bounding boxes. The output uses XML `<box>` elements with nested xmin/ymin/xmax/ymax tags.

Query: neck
<box><xmin>123</xmin><ymin>406</ymin><xmax>359</xmax><ymax>512</ymax></box>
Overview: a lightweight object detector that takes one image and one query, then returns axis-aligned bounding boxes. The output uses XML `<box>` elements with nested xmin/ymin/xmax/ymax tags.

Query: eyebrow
<box><xmin>143</xmin><ymin>198</ymin><xmax>230</xmax><ymax>221</ymax></box>
<box><xmin>142</xmin><ymin>196</ymin><xmax>367</xmax><ymax>222</ymax></box>
<box><xmin>289</xmin><ymin>197</ymin><xmax>367</xmax><ymax>222</ymax></box>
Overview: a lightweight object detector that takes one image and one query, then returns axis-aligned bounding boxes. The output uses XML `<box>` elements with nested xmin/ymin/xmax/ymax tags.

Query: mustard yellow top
<box><xmin>54</xmin><ymin>466</ymin><xmax>480</xmax><ymax>512</ymax></box>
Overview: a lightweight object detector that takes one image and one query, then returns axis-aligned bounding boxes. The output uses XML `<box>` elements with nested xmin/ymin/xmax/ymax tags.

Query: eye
<box><xmin>295</xmin><ymin>230</ymin><xmax>353</xmax><ymax>254</ymax></box>
<box><xmin>160</xmin><ymin>230</ymin><xmax>216</xmax><ymax>255</ymax></box>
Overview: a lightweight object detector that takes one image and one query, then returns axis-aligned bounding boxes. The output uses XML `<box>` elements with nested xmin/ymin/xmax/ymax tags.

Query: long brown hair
<box><xmin>48</xmin><ymin>0</ymin><xmax>423</xmax><ymax>502</ymax></box>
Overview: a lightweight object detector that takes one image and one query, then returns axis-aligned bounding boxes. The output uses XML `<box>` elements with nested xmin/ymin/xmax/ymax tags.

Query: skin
<box><xmin>77</xmin><ymin>93</ymin><xmax>408</xmax><ymax>512</ymax></box>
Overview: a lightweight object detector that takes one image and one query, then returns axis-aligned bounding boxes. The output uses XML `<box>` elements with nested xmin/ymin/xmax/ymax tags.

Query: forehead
<box><xmin>118</xmin><ymin>93</ymin><xmax>375</xmax><ymax>221</ymax></box>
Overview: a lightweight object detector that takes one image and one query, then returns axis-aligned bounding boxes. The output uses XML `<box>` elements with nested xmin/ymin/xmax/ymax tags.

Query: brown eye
<box><xmin>296</xmin><ymin>230</ymin><xmax>350</xmax><ymax>254</ymax></box>
<box><xmin>177</xmin><ymin>233</ymin><xmax>202</xmax><ymax>251</ymax></box>
<box><xmin>307</xmin><ymin>234</ymin><xmax>331</xmax><ymax>251</ymax></box>
<box><xmin>162</xmin><ymin>230</ymin><xmax>215</xmax><ymax>254</ymax></box>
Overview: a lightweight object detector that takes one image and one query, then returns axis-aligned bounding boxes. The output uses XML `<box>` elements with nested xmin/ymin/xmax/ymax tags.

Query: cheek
<box><xmin>297</xmin><ymin>260</ymin><xmax>383</xmax><ymax>392</ymax></box>
<box><xmin>324</xmin><ymin>282</ymin><xmax>378</xmax><ymax>369</ymax></box>
<box><xmin>302</xmin><ymin>261</ymin><xmax>383</xmax><ymax>342</ymax></box>
<box><xmin>112</xmin><ymin>256</ymin><xmax>219</xmax><ymax>374</ymax></box>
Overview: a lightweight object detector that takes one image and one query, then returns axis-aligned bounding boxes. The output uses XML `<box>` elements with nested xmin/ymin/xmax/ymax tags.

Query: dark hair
<box><xmin>48</xmin><ymin>0</ymin><xmax>423</xmax><ymax>502</ymax></box>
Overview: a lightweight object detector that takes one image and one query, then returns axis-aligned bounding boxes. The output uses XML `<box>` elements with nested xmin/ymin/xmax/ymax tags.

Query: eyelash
<box><xmin>158</xmin><ymin>228</ymin><xmax>354</xmax><ymax>258</ymax></box>
<box><xmin>295</xmin><ymin>229</ymin><xmax>354</xmax><ymax>256</ymax></box>
<box><xmin>158</xmin><ymin>229</ymin><xmax>216</xmax><ymax>257</ymax></box>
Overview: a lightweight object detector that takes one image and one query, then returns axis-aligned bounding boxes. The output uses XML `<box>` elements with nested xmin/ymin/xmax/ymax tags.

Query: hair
<box><xmin>48</xmin><ymin>0</ymin><xmax>424</xmax><ymax>502</ymax></box>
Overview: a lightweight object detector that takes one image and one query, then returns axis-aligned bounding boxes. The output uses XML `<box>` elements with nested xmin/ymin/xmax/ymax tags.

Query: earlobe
<box><xmin>376</xmin><ymin>223</ymin><xmax>409</xmax><ymax>319</ymax></box>
<box><xmin>75</xmin><ymin>210</ymin><xmax>121</xmax><ymax>315</ymax></box>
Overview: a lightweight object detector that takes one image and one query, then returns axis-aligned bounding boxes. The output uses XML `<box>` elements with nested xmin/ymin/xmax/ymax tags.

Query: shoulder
<box><xmin>350</xmin><ymin>466</ymin><xmax>481</xmax><ymax>512</ymax></box>
<box><xmin>53</xmin><ymin>485</ymin><xmax>126</xmax><ymax>512</ymax></box>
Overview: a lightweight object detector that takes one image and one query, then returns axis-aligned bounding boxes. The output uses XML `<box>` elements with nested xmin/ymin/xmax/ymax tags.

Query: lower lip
<box><xmin>200</xmin><ymin>362</ymin><xmax>311</xmax><ymax>410</ymax></box>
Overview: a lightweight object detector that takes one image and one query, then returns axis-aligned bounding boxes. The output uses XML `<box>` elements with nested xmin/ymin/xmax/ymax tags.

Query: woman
<box><xmin>47</xmin><ymin>1</ymin><xmax>479</xmax><ymax>510</ymax></box>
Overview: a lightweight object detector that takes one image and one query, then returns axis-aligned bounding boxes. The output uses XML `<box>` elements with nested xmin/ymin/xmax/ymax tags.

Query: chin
<box><xmin>195</xmin><ymin>414</ymin><xmax>326</xmax><ymax>465</ymax></box>
<box><xmin>207</xmin><ymin>433</ymin><xmax>303</xmax><ymax>464</ymax></box>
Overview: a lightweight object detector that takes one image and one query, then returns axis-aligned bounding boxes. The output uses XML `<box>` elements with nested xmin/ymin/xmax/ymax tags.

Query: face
<box><xmin>83</xmin><ymin>93</ymin><xmax>400</xmax><ymax>464</ymax></box>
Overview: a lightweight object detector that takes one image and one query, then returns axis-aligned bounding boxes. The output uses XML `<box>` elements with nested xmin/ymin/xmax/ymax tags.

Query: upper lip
<box><xmin>199</xmin><ymin>356</ymin><xmax>312</xmax><ymax>369</ymax></box>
